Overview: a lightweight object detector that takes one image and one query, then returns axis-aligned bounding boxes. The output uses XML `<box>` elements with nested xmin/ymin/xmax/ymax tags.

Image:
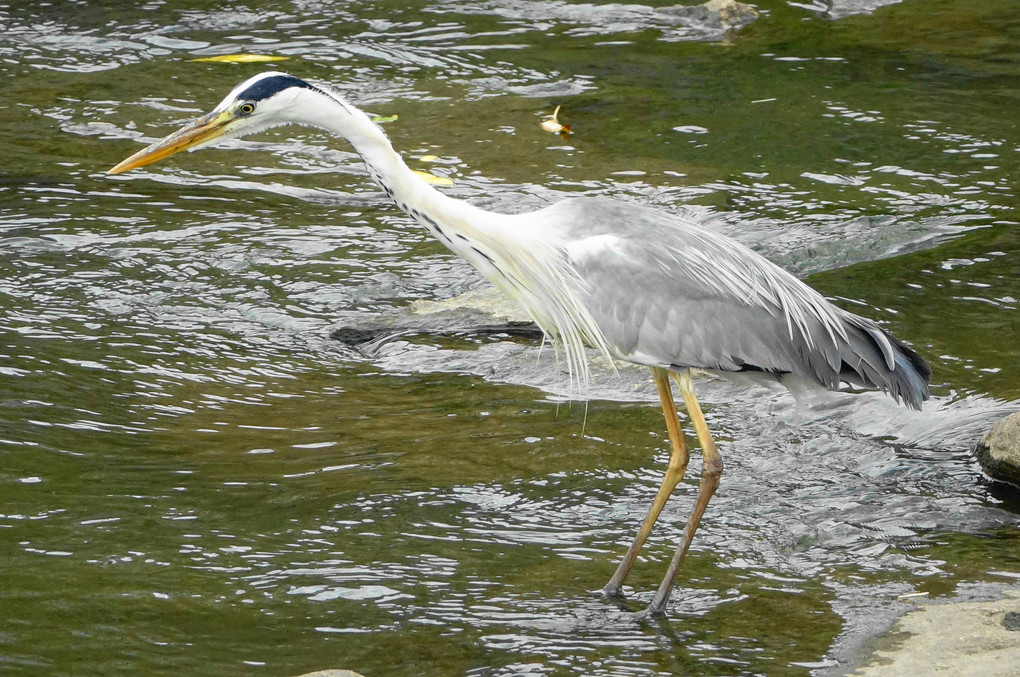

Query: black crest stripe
<box><xmin>239</xmin><ymin>74</ymin><xmax>319</xmax><ymax>102</ymax></box>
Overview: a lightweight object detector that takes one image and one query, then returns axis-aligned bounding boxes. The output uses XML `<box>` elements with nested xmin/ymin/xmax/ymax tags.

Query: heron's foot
<box><xmin>601</xmin><ymin>582</ymin><xmax>624</xmax><ymax>598</ymax></box>
<box><xmin>628</xmin><ymin>604</ymin><xmax>667</xmax><ymax>622</ymax></box>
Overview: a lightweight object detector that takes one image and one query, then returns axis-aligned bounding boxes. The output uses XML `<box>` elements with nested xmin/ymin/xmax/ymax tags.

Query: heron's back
<box><xmin>538</xmin><ymin>197</ymin><xmax>931</xmax><ymax>409</ymax></box>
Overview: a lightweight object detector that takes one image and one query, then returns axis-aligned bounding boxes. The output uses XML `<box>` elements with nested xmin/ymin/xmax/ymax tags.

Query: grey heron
<box><xmin>109</xmin><ymin>72</ymin><xmax>931</xmax><ymax>616</ymax></box>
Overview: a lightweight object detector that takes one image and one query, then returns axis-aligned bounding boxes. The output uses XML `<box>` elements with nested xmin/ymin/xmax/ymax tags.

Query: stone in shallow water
<box><xmin>330</xmin><ymin>286</ymin><xmax>542</xmax><ymax>347</ymax></box>
<box><xmin>850</xmin><ymin>590</ymin><xmax>1020</xmax><ymax>677</ymax></box>
<box><xmin>974</xmin><ymin>412</ymin><xmax>1020</xmax><ymax>487</ymax></box>
<box><xmin>658</xmin><ymin>0</ymin><xmax>759</xmax><ymax>30</ymax></box>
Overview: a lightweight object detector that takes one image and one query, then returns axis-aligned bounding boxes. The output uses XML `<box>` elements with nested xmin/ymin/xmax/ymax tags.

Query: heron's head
<box><xmin>108</xmin><ymin>72</ymin><xmax>321</xmax><ymax>174</ymax></box>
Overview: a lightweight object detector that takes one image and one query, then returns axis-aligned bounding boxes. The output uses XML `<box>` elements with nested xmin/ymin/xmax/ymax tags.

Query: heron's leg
<box><xmin>644</xmin><ymin>371</ymin><xmax>723</xmax><ymax>615</ymax></box>
<box><xmin>603</xmin><ymin>367</ymin><xmax>690</xmax><ymax>596</ymax></box>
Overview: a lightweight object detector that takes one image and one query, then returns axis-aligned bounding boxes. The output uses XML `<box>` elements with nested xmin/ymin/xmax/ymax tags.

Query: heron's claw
<box><xmin>600</xmin><ymin>583</ymin><xmax>623</xmax><ymax>598</ymax></box>
<box><xmin>629</xmin><ymin>604</ymin><xmax>667</xmax><ymax>622</ymax></box>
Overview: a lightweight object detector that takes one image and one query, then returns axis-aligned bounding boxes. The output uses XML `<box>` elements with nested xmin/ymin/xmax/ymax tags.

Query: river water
<box><xmin>1</xmin><ymin>0</ymin><xmax>1018</xmax><ymax>675</ymax></box>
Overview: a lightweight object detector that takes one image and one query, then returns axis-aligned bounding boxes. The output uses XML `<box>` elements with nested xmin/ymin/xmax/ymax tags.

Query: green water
<box><xmin>1</xmin><ymin>1</ymin><xmax>1018</xmax><ymax>675</ymax></box>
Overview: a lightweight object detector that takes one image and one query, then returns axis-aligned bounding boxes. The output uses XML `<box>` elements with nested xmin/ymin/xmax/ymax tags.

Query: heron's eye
<box><xmin>239</xmin><ymin>103</ymin><xmax>256</xmax><ymax>115</ymax></box>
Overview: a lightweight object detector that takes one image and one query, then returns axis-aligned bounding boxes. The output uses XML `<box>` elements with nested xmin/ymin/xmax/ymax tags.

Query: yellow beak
<box><xmin>108</xmin><ymin>110</ymin><xmax>234</xmax><ymax>174</ymax></box>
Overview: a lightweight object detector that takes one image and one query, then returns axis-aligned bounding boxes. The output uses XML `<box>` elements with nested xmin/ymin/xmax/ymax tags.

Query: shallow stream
<box><xmin>1</xmin><ymin>1</ymin><xmax>1018</xmax><ymax>675</ymax></box>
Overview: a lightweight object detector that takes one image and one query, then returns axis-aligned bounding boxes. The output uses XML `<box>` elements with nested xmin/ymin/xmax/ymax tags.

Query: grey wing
<box><xmin>550</xmin><ymin>198</ymin><xmax>930</xmax><ymax>408</ymax></box>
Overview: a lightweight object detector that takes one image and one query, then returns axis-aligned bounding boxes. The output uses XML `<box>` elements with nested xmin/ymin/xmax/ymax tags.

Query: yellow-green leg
<box><xmin>644</xmin><ymin>370</ymin><xmax>723</xmax><ymax>615</ymax></box>
<box><xmin>603</xmin><ymin>367</ymin><xmax>691</xmax><ymax>596</ymax></box>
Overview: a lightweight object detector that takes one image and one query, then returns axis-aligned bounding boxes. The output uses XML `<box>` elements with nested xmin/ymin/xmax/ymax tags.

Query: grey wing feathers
<box><xmin>549</xmin><ymin>197</ymin><xmax>931</xmax><ymax>409</ymax></box>
<box><xmin>833</xmin><ymin>313</ymin><xmax>931</xmax><ymax>409</ymax></box>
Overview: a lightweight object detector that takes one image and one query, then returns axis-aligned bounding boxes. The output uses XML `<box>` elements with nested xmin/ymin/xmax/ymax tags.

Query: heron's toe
<box><xmin>600</xmin><ymin>583</ymin><xmax>624</xmax><ymax>598</ymax></box>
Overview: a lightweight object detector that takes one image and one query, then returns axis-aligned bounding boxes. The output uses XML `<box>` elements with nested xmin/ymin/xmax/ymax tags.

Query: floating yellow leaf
<box><xmin>419</xmin><ymin>154</ymin><xmax>440</xmax><ymax>162</ymax></box>
<box><xmin>190</xmin><ymin>54</ymin><xmax>289</xmax><ymax>63</ymax></box>
<box><xmin>371</xmin><ymin>114</ymin><xmax>399</xmax><ymax>123</ymax></box>
<box><xmin>412</xmin><ymin>169</ymin><xmax>453</xmax><ymax>186</ymax></box>
<box><xmin>540</xmin><ymin>105</ymin><xmax>571</xmax><ymax>134</ymax></box>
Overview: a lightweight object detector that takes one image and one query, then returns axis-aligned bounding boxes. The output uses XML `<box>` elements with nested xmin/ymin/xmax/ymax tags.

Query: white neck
<box><xmin>290</xmin><ymin>88</ymin><xmax>510</xmax><ymax>268</ymax></box>
<box><xmin>280</xmin><ymin>86</ymin><xmax>614</xmax><ymax>388</ymax></box>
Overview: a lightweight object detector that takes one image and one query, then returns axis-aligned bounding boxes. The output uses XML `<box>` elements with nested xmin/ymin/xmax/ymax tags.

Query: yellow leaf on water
<box><xmin>190</xmin><ymin>54</ymin><xmax>290</xmax><ymax>63</ymax></box>
<box><xmin>540</xmin><ymin>105</ymin><xmax>571</xmax><ymax>134</ymax></box>
<box><xmin>371</xmin><ymin>114</ymin><xmax>399</xmax><ymax>123</ymax></box>
<box><xmin>419</xmin><ymin>155</ymin><xmax>440</xmax><ymax>162</ymax></box>
<box><xmin>412</xmin><ymin>169</ymin><xmax>454</xmax><ymax>186</ymax></box>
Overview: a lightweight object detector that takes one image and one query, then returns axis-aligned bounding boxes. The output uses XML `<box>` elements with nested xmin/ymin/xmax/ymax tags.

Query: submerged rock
<box><xmin>330</xmin><ymin>287</ymin><xmax>540</xmax><ymax>347</ymax></box>
<box><xmin>975</xmin><ymin>413</ymin><xmax>1020</xmax><ymax>487</ymax></box>
<box><xmin>658</xmin><ymin>0</ymin><xmax>758</xmax><ymax>30</ymax></box>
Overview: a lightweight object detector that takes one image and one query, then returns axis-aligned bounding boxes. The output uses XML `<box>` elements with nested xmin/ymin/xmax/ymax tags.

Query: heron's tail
<box><xmin>831</xmin><ymin>312</ymin><xmax>931</xmax><ymax>410</ymax></box>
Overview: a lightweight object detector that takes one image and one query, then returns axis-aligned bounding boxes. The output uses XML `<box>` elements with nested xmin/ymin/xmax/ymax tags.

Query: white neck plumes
<box><xmin>270</xmin><ymin>81</ymin><xmax>614</xmax><ymax>390</ymax></box>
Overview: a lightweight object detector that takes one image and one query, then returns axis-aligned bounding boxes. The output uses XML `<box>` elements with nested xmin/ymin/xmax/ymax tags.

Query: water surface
<box><xmin>1</xmin><ymin>0</ymin><xmax>1018</xmax><ymax>675</ymax></box>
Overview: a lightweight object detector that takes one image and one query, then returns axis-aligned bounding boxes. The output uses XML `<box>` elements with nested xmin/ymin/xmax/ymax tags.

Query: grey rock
<box><xmin>658</xmin><ymin>0</ymin><xmax>758</xmax><ymax>30</ymax></box>
<box><xmin>975</xmin><ymin>412</ymin><xmax>1020</xmax><ymax>487</ymax></box>
<box><xmin>848</xmin><ymin>590</ymin><xmax>1020</xmax><ymax>676</ymax></box>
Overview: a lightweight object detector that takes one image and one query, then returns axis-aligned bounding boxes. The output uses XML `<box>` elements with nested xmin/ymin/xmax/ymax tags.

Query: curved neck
<box><xmin>293</xmin><ymin>88</ymin><xmax>496</xmax><ymax>247</ymax></box>
<box><xmin>286</xmin><ymin>86</ymin><xmax>613</xmax><ymax>388</ymax></box>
